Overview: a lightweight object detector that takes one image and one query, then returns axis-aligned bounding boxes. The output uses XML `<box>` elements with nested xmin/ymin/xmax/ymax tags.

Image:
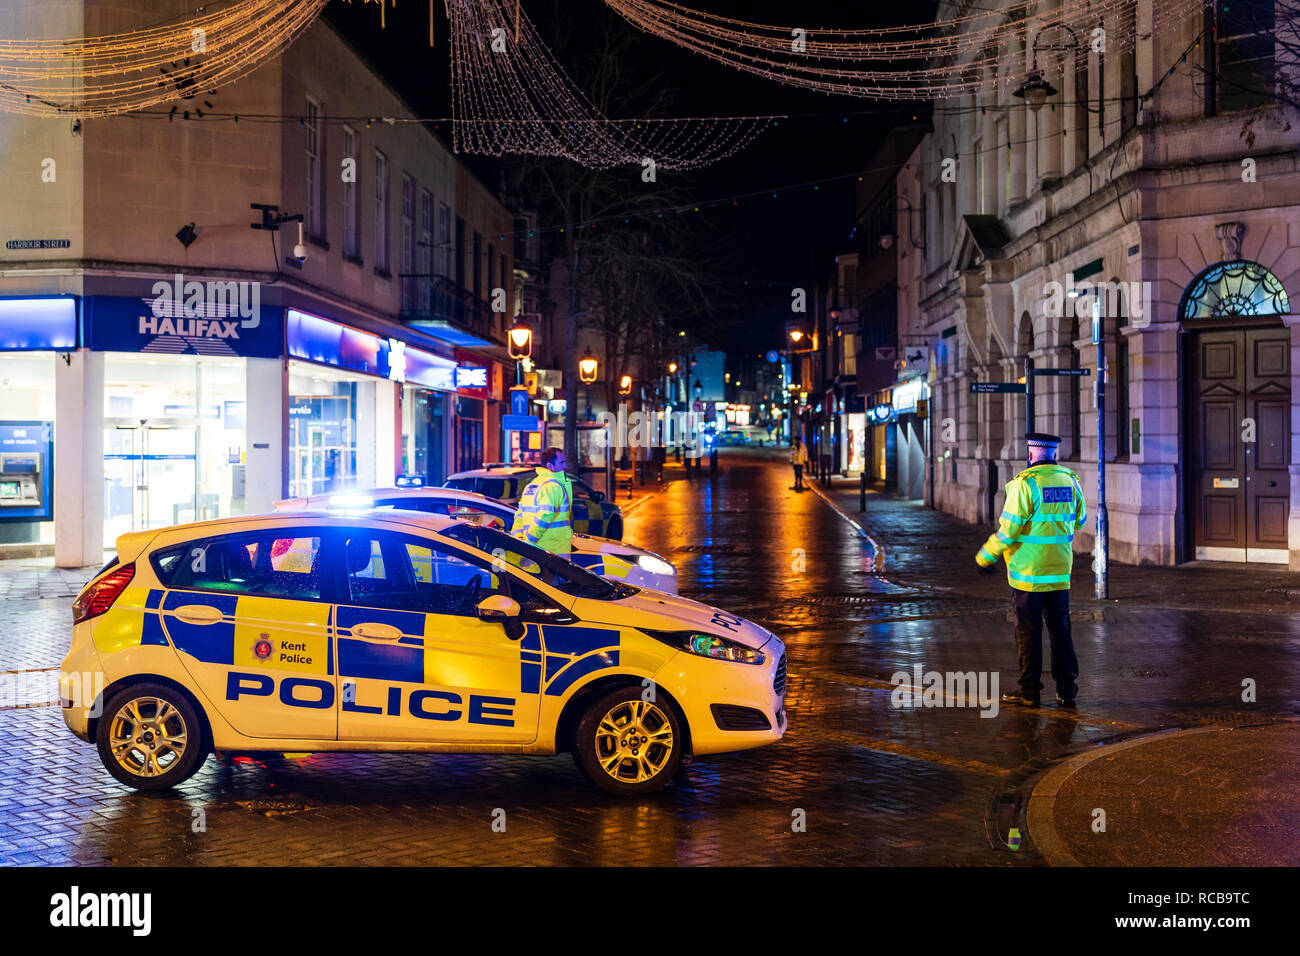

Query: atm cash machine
<box><xmin>0</xmin><ymin>422</ymin><xmax>54</xmax><ymax>523</ymax></box>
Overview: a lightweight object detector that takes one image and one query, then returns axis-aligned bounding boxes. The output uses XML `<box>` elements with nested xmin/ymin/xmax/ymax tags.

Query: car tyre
<box><xmin>96</xmin><ymin>683</ymin><xmax>207</xmax><ymax>790</ymax></box>
<box><xmin>606</xmin><ymin>517</ymin><xmax>623</xmax><ymax>541</ymax></box>
<box><xmin>573</xmin><ymin>686</ymin><xmax>683</xmax><ymax>795</ymax></box>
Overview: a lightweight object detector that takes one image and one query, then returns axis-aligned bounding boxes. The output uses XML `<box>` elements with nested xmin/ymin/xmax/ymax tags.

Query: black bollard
<box><xmin>859</xmin><ymin>471</ymin><xmax>867</xmax><ymax>512</ymax></box>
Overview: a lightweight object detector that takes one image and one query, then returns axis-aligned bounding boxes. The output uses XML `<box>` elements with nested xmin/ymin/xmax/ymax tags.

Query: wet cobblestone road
<box><xmin>2</xmin><ymin>449</ymin><xmax>1297</xmax><ymax>865</ymax></box>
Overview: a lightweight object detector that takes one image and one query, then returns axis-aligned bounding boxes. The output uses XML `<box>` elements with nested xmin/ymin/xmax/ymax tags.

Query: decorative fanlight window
<box><xmin>1180</xmin><ymin>260</ymin><xmax>1290</xmax><ymax>319</ymax></box>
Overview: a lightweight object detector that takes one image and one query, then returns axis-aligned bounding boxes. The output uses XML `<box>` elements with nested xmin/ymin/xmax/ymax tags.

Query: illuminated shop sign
<box><xmin>287</xmin><ymin>309</ymin><xmax>455</xmax><ymax>389</ymax></box>
<box><xmin>0</xmin><ymin>297</ymin><xmax>77</xmax><ymax>351</ymax></box>
<box><xmin>892</xmin><ymin>379</ymin><xmax>926</xmax><ymax>415</ymax></box>
<box><xmin>868</xmin><ymin>403</ymin><xmax>894</xmax><ymax>424</ymax></box>
<box><xmin>455</xmin><ymin>366</ymin><xmax>488</xmax><ymax>389</ymax></box>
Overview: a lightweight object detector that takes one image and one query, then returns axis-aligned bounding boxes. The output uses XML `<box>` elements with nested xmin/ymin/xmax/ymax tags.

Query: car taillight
<box><xmin>72</xmin><ymin>563</ymin><xmax>135</xmax><ymax>624</ymax></box>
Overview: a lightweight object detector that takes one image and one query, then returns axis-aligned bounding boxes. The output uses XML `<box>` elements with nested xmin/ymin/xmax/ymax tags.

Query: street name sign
<box><xmin>969</xmin><ymin>382</ymin><xmax>1027</xmax><ymax>393</ymax></box>
<box><xmin>502</xmin><ymin>414</ymin><xmax>540</xmax><ymax>431</ymax></box>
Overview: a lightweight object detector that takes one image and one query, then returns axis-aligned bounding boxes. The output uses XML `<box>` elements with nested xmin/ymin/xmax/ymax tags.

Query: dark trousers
<box><xmin>1011</xmin><ymin>588</ymin><xmax>1078</xmax><ymax>698</ymax></box>
<box><xmin>792</xmin><ymin>464</ymin><xmax>804</xmax><ymax>489</ymax></box>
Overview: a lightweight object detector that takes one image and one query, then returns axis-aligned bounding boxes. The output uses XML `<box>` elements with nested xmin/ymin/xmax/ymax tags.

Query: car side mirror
<box><xmin>477</xmin><ymin>594</ymin><xmax>525</xmax><ymax>640</ymax></box>
<box><xmin>591</xmin><ymin>491</ymin><xmax>604</xmax><ymax>502</ymax></box>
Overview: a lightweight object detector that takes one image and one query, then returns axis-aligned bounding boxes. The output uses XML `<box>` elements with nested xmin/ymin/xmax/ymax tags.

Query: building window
<box><xmin>374</xmin><ymin>151</ymin><xmax>389</xmax><ymax>272</ymax></box>
<box><xmin>1096</xmin><ymin>43</ymin><xmax>1106</xmax><ymax>141</ymax></box>
<box><xmin>472</xmin><ymin>231</ymin><xmax>482</xmax><ymax>299</ymax></box>
<box><xmin>1212</xmin><ymin>0</ymin><xmax>1275</xmax><ymax>113</ymax></box>
<box><xmin>305</xmin><ymin>97</ymin><xmax>324</xmax><ymax>240</ymax></box>
<box><xmin>1180</xmin><ymin>260</ymin><xmax>1291</xmax><ymax>317</ymax></box>
<box><xmin>401</xmin><ymin>174</ymin><xmax>416</xmax><ymax>309</ymax></box>
<box><xmin>454</xmin><ymin>216</ymin><xmax>465</xmax><ymax>286</ymax></box>
<box><xmin>437</xmin><ymin>203</ymin><xmax>451</xmax><ymax>277</ymax></box>
<box><xmin>1073</xmin><ymin>61</ymin><xmax>1090</xmax><ymax>165</ymax></box>
<box><xmin>419</xmin><ymin>188</ymin><xmax>433</xmax><ymax>311</ymax></box>
<box><xmin>342</xmin><ymin>126</ymin><xmax>360</xmax><ymax>259</ymax></box>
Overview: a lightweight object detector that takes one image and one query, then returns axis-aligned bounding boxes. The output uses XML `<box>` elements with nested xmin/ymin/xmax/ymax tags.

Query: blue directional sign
<box><xmin>510</xmin><ymin>387</ymin><xmax>530</xmax><ymax>416</ymax></box>
<box><xmin>502</xmin><ymin>414</ymin><xmax>540</xmax><ymax>432</ymax></box>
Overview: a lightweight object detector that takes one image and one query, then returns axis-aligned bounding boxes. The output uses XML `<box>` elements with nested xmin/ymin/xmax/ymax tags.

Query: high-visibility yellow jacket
<box><xmin>976</xmin><ymin>462</ymin><xmax>1087</xmax><ymax>592</ymax></box>
<box><xmin>791</xmin><ymin>446</ymin><xmax>808</xmax><ymax>466</ymax></box>
<box><xmin>510</xmin><ymin>466</ymin><xmax>573</xmax><ymax>554</ymax></box>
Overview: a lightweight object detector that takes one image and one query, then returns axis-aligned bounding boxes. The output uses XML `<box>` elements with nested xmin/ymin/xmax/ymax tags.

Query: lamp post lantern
<box><xmin>578</xmin><ymin>347</ymin><xmax>598</xmax><ymax>422</ymax></box>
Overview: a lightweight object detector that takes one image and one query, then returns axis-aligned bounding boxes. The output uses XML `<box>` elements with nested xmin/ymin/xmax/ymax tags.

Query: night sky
<box><xmin>325</xmin><ymin>0</ymin><xmax>937</xmax><ymax>356</ymax></box>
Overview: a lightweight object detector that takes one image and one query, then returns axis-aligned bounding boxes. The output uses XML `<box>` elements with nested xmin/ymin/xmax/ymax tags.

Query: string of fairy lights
<box><xmin>601</xmin><ymin>0</ymin><xmax>1211</xmax><ymax>99</ymax></box>
<box><xmin>0</xmin><ymin>0</ymin><xmax>1222</xmax><ymax>169</ymax></box>
<box><xmin>445</xmin><ymin>0</ymin><xmax>769</xmax><ymax>168</ymax></box>
<box><xmin>0</xmin><ymin>0</ymin><xmax>328</xmax><ymax>117</ymax></box>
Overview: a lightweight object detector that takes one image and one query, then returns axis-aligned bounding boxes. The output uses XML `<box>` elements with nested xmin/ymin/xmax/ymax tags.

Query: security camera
<box><xmin>293</xmin><ymin>221</ymin><xmax>308</xmax><ymax>263</ymax></box>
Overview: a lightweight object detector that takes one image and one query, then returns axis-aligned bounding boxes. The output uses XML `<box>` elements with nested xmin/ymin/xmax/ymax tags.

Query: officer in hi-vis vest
<box><xmin>975</xmin><ymin>432</ymin><xmax>1087</xmax><ymax>707</ymax></box>
<box><xmin>510</xmin><ymin>447</ymin><xmax>574</xmax><ymax>555</ymax></box>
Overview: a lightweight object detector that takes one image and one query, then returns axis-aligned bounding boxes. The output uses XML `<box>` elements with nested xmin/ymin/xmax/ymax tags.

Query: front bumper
<box><xmin>653</xmin><ymin>634</ymin><xmax>786</xmax><ymax>756</ymax></box>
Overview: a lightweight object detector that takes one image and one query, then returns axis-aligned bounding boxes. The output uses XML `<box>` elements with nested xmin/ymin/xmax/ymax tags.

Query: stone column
<box><xmin>245</xmin><ymin>357</ymin><xmax>289</xmax><ymax>510</ymax></box>
<box><xmin>54</xmin><ymin>350</ymin><xmax>104</xmax><ymax>568</ymax></box>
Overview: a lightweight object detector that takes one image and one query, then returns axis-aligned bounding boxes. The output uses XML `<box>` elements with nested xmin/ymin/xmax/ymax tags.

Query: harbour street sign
<box><xmin>968</xmin><ymin>382</ymin><xmax>1027</xmax><ymax>393</ymax></box>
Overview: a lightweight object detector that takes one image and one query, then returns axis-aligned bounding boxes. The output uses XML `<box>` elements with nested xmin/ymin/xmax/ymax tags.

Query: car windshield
<box><xmin>445</xmin><ymin>476</ymin><xmax>513</xmax><ymax>499</ymax></box>
<box><xmin>440</xmin><ymin>524</ymin><xmax>631</xmax><ymax>601</ymax></box>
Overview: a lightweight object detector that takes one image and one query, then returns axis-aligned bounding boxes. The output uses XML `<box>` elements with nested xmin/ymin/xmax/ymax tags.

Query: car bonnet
<box><xmin>576</xmin><ymin>590</ymin><xmax>772</xmax><ymax>651</ymax></box>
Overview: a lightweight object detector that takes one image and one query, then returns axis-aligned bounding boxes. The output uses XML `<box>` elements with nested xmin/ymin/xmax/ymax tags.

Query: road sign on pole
<box><xmin>1093</xmin><ymin>299</ymin><xmax>1109</xmax><ymax>599</ymax></box>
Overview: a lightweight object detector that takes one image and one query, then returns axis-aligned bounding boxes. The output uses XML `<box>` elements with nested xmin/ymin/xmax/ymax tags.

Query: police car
<box><xmin>444</xmin><ymin>465</ymin><xmax>624</xmax><ymax>539</ymax></box>
<box><xmin>61</xmin><ymin>511</ymin><xmax>786</xmax><ymax>795</ymax></box>
<box><xmin>274</xmin><ymin>487</ymin><xmax>677</xmax><ymax>593</ymax></box>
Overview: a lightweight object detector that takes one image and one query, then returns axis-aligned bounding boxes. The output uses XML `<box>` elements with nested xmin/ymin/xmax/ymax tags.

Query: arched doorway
<box><xmin>1181</xmin><ymin>260</ymin><xmax>1292</xmax><ymax>562</ymax></box>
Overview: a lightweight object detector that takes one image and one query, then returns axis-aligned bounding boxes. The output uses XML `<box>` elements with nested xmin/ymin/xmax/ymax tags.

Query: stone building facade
<box><xmin>897</xmin><ymin>0</ymin><xmax>1299</xmax><ymax>567</ymax></box>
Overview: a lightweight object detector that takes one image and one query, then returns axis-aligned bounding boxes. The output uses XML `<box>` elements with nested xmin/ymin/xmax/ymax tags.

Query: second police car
<box><xmin>61</xmin><ymin>510</ymin><xmax>786</xmax><ymax>796</ymax></box>
<box><xmin>273</xmin><ymin>487</ymin><xmax>678</xmax><ymax>593</ymax></box>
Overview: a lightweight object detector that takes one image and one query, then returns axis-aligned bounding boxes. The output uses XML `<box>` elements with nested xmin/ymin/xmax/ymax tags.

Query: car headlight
<box><xmin>636</xmin><ymin>554</ymin><xmax>675</xmax><ymax>577</ymax></box>
<box><xmin>642</xmin><ymin>629</ymin><xmax>765</xmax><ymax>665</ymax></box>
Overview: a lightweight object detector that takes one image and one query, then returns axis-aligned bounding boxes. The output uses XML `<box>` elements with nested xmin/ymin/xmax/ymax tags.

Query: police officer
<box><xmin>975</xmin><ymin>433</ymin><xmax>1087</xmax><ymax>707</ymax></box>
<box><xmin>510</xmin><ymin>447</ymin><xmax>574</xmax><ymax>555</ymax></box>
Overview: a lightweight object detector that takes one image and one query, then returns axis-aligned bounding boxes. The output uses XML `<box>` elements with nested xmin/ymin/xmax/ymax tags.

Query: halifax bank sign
<box><xmin>86</xmin><ymin>276</ymin><xmax>283</xmax><ymax>358</ymax></box>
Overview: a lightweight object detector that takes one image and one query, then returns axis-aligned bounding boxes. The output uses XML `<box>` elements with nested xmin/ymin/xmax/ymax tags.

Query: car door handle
<box><xmin>350</xmin><ymin>622</ymin><xmax>402</xmax><ymax>641</ymax></box>
<box><xmin>172</xmin><ymin>604</ymin><xmax>224</xmax><ymax>625</ymax></box>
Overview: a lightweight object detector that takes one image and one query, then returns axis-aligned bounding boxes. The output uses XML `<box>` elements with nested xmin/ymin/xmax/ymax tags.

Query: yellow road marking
<box><xmin>800</xmin><ymin>664</ymin><xmax>1141</xmax><ymax>731</ymax></box>
<box><xmin>790</xmin><ymin>725</ymin><xmax>1007</xmax><ymax>777</ymax></box>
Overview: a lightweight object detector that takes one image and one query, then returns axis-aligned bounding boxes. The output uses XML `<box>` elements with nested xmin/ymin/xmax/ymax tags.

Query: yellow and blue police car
<box><xmin>273</xmin><ymin>487</ymin><xmax>678</xmax><ymax>593</ymax></box>
<box><xmin>61</xmin><ymin>510</ymin><xmax>786</xmax><ymax>795</ymax></box>
<box><xmin>444</xmin><ymin>465</ymin><xmax>624</xmax><ymax>539</ymax></box>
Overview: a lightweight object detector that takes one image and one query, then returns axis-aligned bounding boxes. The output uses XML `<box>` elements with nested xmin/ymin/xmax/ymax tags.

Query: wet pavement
<box><xmin>1</xmin><ymin>447</ymin><xmax>1297</xmax><ymax>865</ymax></box>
